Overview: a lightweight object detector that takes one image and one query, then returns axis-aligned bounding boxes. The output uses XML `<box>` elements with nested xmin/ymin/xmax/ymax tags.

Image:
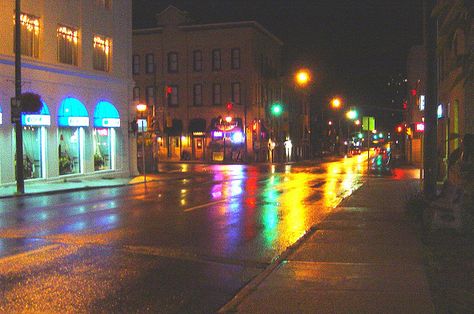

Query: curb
<box><xmin>0</xmin><ymin>174</ymin><xmax>195</xmax><ymax>199</ymax></box>
<box><xmin>218</xmin><ymin>181</ymin><xmax>359</xmax><ymax>313</ymax></box>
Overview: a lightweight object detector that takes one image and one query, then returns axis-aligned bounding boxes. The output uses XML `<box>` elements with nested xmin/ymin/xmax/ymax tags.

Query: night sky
<box><xmin>132</xmin><ymin>0</ymin><xmax>423</xmax><ymax>130</ymax></box>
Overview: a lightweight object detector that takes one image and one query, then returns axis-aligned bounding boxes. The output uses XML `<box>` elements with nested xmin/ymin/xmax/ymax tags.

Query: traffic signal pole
<box><xmin>14</xmin><ymin>0</ymin><xmax>25</xmax><ymax>194</ymax></box>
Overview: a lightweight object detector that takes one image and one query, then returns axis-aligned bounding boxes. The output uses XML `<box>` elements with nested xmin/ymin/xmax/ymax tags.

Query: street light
<box><xmin>331</xmin><ymin>97</ymin><xmax>342</xmax><ymax>109</ymax></box>
<box><xmin>136</xmin><ymin>103</ymin><xmax>147</xmax><ymax>185</ymax></box>
<box><xmin>346</xmin><ymin>109</ymin><xmax>358</xmax><ymax>120</ymax></box>
<box><xmin>295</xmin><ymin>69</ymin><xmax>311</xmax><ymax>87</ymax></box>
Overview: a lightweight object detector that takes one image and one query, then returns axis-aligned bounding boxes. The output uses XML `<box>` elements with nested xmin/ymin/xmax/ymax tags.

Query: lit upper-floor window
<box><xmin>57</xmin><ymin>25</ymin><xmax>78</xmax><ymax>65</ymax></box>
<box><xmin>14</xmin><ymin>13</ymin><xmax>40</xmax><ymax>58</ymax></box>
<box><xmin>96</xmin><ymin>0</ymin><xmax>112</xmax><ymax>9</ymax></box>
<box><xmin>93</xmin><ymin>35</ymin><xmax>111</xmax><ymax>72</ymax></box>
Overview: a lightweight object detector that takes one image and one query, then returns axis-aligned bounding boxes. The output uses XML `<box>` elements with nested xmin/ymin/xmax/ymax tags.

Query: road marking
<box><xmin>0</xmin><ymin>244</ymin><xmax>60</xmax><ymax>265</ymax></box>
<box><xmin>183</xmin><ymin>199</ymin><xmax>228</xmax><ymax>212</ymax></box>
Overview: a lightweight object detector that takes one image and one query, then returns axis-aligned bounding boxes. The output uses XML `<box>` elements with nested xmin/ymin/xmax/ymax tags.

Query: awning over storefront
<box><xmin>58</xmin><ymin>97</ymin><xmax>89</xmax><ymax>127</ymax></box>
<box><xmin>188</xmin><ymin>118</ymin><xmax>206</xmax><ymax>135</ymax></box>
<box><xmin>94</xmin><ymin>101</ymin><xmax>120</xmax><ymax>128</ymax></box>
<box><xmin>165</xmin><ymin>119</ymin><xmax>183</xmax><ymax>136</ymax></box>
<box><xmin>21</xmin><ymin>101</ymin><xmax>51</xmax><ymax>126</ymax></box>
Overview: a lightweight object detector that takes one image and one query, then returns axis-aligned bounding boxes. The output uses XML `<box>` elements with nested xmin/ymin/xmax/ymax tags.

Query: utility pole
<box><xmin>14</xmin><ymin>0</ymin><xmax>25</xmax><ymax>194</ymax></box>
<box><xmin>423</xmin><ymin>0</ymin><xmax>438</xmax><ymax>199</ymax></box>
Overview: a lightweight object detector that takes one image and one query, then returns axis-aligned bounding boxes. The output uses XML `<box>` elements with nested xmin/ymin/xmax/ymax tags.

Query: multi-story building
<box><xmin>132</xmin><ymin>5</ymin><xmax>286</xmax><ymax>162</ymax></box>
<box><xmin>405</xmin><ymin>45</ymin><xmax>427</xmax><ymax>166</ymax></box>
<box><xmin>0</xmin><ymin>0</ymin><xmax>133</xmax><ymax>185</ymax></box>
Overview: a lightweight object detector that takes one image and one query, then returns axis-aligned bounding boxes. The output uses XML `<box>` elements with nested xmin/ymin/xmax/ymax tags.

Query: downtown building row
<box><xmin>0</xmin><ymin>0</ymin><xmax>134</xmax><ymax>186</ymax></box>
<box><xmin>132</xmin><ymin>6</ymin><xmax>309</xmax><ymax>164</ymax></box>
<box><xmin>404</xmin><ymin>3</ymin><xmax>473</xmax><ymax>182</ymax></box>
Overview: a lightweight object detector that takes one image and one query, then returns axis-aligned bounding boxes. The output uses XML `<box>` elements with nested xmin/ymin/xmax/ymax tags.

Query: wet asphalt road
<box><xmin>0</xmin><ymin>155</ymin><xmax>369</xmax><ymax>312</ymax></box>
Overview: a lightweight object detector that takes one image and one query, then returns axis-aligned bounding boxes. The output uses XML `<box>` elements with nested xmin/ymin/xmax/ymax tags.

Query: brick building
<box><xmin>132</xmin><ymin>6</ymin><xmax>296</xmax><ymax>163</ymax></box>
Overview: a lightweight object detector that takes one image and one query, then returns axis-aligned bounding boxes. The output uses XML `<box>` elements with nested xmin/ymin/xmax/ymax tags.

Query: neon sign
<box><xmin>415</xmin><ymin>122</ymin><xmax>424</xmax><ymax>132</ymax></box>
<box><xmin>22</xmin><ymin>114</ymin><xmax>51</xmax><ymax>126</ymax></box>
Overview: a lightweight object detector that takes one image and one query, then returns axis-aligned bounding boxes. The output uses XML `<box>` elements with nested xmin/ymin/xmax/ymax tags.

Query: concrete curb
<box><xmin>218</xmin><ymin>181</ymin><xmax>359</xmax><ymax>313</ymax></box>
<box><xmin>0</xmin><ymin>174</ymin><xmax>195</xmax><ymax>199</ymax></box>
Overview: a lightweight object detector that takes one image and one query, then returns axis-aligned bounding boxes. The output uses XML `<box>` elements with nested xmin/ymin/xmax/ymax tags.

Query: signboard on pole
<box><xmin>362</xmin><ymin>116</ymin><xmax>375</xmax><ymax>131</ymax></box>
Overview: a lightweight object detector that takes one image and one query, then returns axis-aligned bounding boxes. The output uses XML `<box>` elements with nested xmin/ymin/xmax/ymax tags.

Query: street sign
<box><xmin>362</xmin><ymin>116</ymin><xmax>375</xmax><ymax>131</ymax></box>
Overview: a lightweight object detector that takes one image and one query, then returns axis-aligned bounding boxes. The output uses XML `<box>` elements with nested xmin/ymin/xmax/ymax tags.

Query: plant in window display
<box><xmin>59</xmin><ymin>154</ymin><xmax>73</xmax><ymax>174</ymax></box>
<box><xmin>94</xmin><ymin>152</ymin><xmax>105</xmax><ymax>170</ymax></box>
<box><xmin>23</xmin><ymin>155</ymin><xmax>34</xmax><ymax>179</ymax></box>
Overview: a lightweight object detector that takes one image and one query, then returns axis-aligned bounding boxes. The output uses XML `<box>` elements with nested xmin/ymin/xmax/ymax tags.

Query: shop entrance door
<box><xmin>194</xmin><ymin>137</ymin><xmax>204</xmax><ymax>160</ymax></box>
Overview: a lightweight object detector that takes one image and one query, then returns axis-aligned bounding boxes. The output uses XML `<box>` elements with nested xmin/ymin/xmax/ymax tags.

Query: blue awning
<box><xmin>21</xmin><ymin>101</ymin><xmax>51</xmax><ymax>126</ymax></box>
<box><xmin>94</xmin><ymin>101</ymin><xmax>120</xmax><ymax>128</ymax></box>
<box><xmin>58</xmin><ymin>97</ymin><xmax>89</xmax><ymax>127</ymax></box>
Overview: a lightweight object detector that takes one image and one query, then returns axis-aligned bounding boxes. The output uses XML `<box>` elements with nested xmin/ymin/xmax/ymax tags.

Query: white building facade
<box><xmin>0</xmin><ymin>0</ymin><xmax>134</xmax><ymax>185</ymax></box>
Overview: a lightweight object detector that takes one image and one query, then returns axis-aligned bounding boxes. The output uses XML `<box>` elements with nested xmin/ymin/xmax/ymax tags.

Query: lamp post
<box><xmin>137</xmin><ymin>103</ymin><xmax>147</xmax><ymax>185</ymax></box>
<box><xmin>294</xmin><ymin>68</ymin><xmax>312</xmax><ymax>159</ymax></box>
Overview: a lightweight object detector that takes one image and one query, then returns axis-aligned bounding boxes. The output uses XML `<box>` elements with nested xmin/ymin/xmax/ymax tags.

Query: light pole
<box><xmin>137</xmin><ymin>103</ymin><xmax>147</xmax><ymax>185</ymax></box>
<box><xmin>294</xmin><ymin>68</ymin><xmax>312</xmax><ymax>159</ymax></box>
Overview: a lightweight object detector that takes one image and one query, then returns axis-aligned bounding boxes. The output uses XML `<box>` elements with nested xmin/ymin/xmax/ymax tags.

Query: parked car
<box><xmin>350</xmin><ymin>147</ymin><xmax>361</xmax><ymax>155</ymax></box>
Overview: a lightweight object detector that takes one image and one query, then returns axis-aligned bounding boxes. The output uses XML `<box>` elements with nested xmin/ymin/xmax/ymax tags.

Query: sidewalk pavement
<box><xmin>225</xmin><ymin>173</ymin><xmax>435</xmax><ymax>313</ymax></box>
<box><xmin>0</xmin><ymin>172</ymin><xmax>192</xmax><ymax>199</ymax></box>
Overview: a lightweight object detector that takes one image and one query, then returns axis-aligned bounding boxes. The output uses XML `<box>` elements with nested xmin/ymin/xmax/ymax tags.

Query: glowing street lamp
<box><xmin>346</xmin><ymin>109</ymin><xmax>358</xmax><ymax>120</ymax></box>
<box><xmin>331</xmin><ymin>97</ymin><xmax>342</xmax><ymax>109</ymax></box>
<box><xmin>294</xmin><ymin>69</ymin><xmax>311</xmax><ymax>87</ymax></box>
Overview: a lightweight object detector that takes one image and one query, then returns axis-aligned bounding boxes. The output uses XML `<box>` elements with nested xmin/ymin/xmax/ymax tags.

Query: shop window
<box><xmin>22</xmin><ymin>126</ymin><xmax>43</xmax><ymax>179</ymax></box>
<box><xmin>58</xmin><ymin>128</ymin><xmax>82</xmax><ymax>175</ymax></box>
<box><xmin>57</xmin><ymin>25</ymin><xmax>78</xmax><ymax>65</ymax></box>
<box><xmin>132</xmin><ymin>54</ymin><xmax>140</xmax><ymax>74</ymax></box>
<box><xmin>94</xmin><ymin>128</ymin><xmax>114</xmax><ymax>171</ymax></box>
<box><xmin>15</xmin><ymin>13</ymin><xmax>40</xmax><ymax>58</ymax></box>
<box><xmin>93</xmin><ymin>35</ymin><xmax>111</xmax><ymax>72</ymax></box>
<box><xmin>193</xmin><ymin>50</ymin><xmax>202</xmax><ymax>72</ymax></box>
<box><xmin>212</xmin><ymin>49</ymin><xmax>221</xmax><ymax>71</ymax></box>
<box><xmin>231</xmin><ymin>48</ymin><xmax>240</xmax><ymax>69</ymax></box>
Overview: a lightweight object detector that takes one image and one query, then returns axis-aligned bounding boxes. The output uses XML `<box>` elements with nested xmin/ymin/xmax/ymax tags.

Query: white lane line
<box><xmin>183</xmin><ymin>199</ymin><xmax>228</xmax><ymax>212</ymax></box>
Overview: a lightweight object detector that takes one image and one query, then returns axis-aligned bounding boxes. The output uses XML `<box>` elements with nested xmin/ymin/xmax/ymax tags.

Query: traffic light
<box><xmin>396</xmin><ymin>125</ymin><xmax>403</xmax><ymax>133</ymax></box>
<box><xmin>226</xmin><ymin>102</ymin><xmax>233</xmax><ymax>111</ymax></box>
<box><xmin>270</xmin><ymin>102</ymin><xmax>283</xmax><ymax>116</ymax></box>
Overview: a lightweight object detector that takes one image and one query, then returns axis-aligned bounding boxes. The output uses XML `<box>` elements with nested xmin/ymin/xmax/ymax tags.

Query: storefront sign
<box><xmin>65</xmin><ymin>116</ymin><xmax>89</xmax><ymax>127</ymax></box>
<box><xmin>0</xmin><ymin>112</ymin><xmax>2</xmax><ymax>125</ymax></box>
<box><xmin>101</xmin><ymin>118</ymin><xmax>120</xmax><ymax>128</ymax></box>
<box><xmin>213</xmin><ymin>131</ymin><xmax>223</xmax><ymax>138</ymax></box>
<box><xmin>415</xmin><ymin>122</ymin><xmax>424</xmax><ymax>132</ymax></box>
<box><xmin>192</xmin><ymin>131</ymin><xmax>205</xmax><ymax>136</ymax></box>
<box><xmin>419</xmin><ymin>95</ymin><xmax>425</xmax><ymax>111</ymax></box>
<box><xmin>96</xmin><ymin>128</ymin><xmax>109</xmax><ymax>136</ymax></box>
<box><xmin>22</xmin><ymin>114</ymin><xmax>51</xmax><ymax>126</ymax></box>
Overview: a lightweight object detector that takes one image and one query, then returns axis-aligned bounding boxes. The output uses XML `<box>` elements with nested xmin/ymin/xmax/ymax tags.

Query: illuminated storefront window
<box><xmin>57</xmin><ymin>98</ymin><xmax>88</xmax><ymax>176</ymax></box>
<box><xmin>93</xmin><ymin>101</ymin><xmax>120</xmax><ymax>171</ymax></box>
<box><xmin>18</xmin><ymin>101</ymin><xmax>50</xmax><ymax>179</ymax></box>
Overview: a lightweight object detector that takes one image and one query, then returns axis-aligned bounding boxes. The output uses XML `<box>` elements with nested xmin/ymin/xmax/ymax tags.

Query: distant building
<box><xmin>132</xmin><ymin>5</ymin><xmax>301</xmax><ymax>163</ymax></box>
<box><xmin>0</xmin><ymin>0</ymin><xmax>134</xmax><ymax>185</ymax></box>
<box><xmin>405</xmin><ymin>45</ymin><xmax>427</xmax><ymax>166</ymax></box>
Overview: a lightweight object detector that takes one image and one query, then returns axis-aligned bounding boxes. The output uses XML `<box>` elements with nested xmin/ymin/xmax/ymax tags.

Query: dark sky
<box><xmin>132</xmin><ymin>0</ymin><xmax>423</xmax><ymax>129</ymax></box>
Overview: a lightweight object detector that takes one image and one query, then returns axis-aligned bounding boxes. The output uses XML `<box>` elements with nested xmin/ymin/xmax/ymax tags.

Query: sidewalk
<box><xmin>224</xmin><ymin>174</ymin><xmax>435</xmax><ymax>313</ymax></box>
<box><xmin>0</xmin><ymin>172</ymin><xmax>192</xmax><ymax>199</ymax></box>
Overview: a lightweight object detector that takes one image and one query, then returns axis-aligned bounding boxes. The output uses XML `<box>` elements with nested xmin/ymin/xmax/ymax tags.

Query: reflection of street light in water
<box><xmin>137</xmin><ymin>103</ymin><xmax>147</xmax><ymax>185</ymax></box>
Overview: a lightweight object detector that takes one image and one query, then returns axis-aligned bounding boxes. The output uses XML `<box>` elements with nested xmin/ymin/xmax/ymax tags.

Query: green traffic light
<box><xmin>271</xmin><ymin>102</ymin><xmax>283</xmax><ymax>116</ymax></box>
